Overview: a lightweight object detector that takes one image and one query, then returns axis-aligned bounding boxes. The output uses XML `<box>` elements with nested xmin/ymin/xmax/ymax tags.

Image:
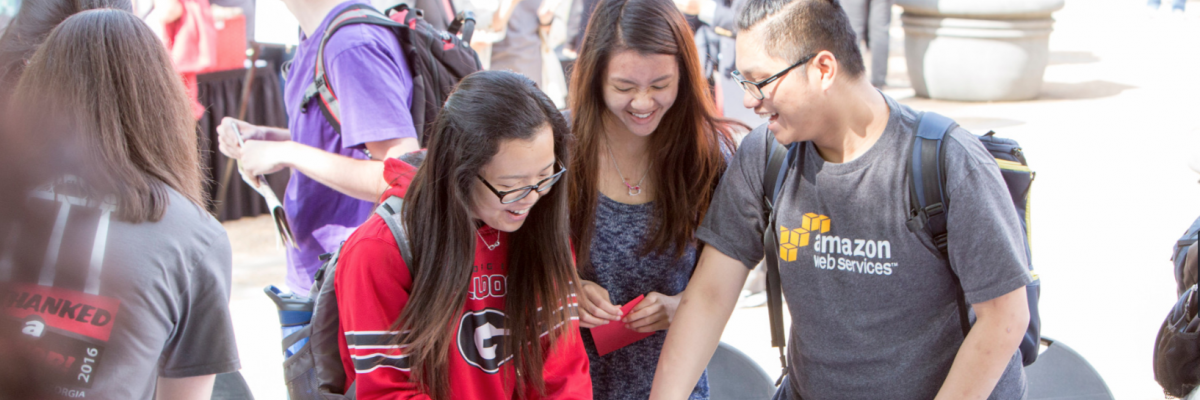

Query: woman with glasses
<box><xmin>565</xmin><ymin>0</ymin><xmax>743</xmax><ymax>398</ymax></box>
<box><xmin>333</xmin><ymin>70</ymin><xmax>592</xmax><ymax>399</ymax></box>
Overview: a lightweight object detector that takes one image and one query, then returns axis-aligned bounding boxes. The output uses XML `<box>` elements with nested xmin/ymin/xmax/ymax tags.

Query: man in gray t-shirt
<box><xmin>648</xmin><ymin>0</ymin><xmax>1032</xmax><ymax>399</ymax></box>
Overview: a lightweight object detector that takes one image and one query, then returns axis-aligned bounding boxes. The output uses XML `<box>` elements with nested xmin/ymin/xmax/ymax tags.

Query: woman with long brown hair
<box><xmin>566</xmin><ymin>0</ymin><xmax>743</xmax><ymax>398</ymax></box>
<box><xmin>0</xmin><ymin>0</ymin><xmax>132</xmax><ymax>106</ymax></box>
<box><xmin>4</xmin><ymin>9</ymin><xmax>239</xmax><ymax>399</ymax></box>
<box><xmin>334</xmin><ymin>70</ymin><xmax>592</xmax><ymax>399</ymax></box>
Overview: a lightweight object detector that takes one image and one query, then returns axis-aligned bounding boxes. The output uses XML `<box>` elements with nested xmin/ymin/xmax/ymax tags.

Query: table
<box><xmin>197</xmin><ymin>65</ymin><xmax>290</xmax><ymax>222</ymax></box>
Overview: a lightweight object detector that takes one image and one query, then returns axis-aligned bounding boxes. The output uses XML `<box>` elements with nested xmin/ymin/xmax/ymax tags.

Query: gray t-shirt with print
<box><xmin>696</xmin><ymin>94</ymin><xmax>1032</xmax><ymax>400</ymax></box>
<box><xmin>3</xmin><ymin>185</ymin><xmax>239</xmax><ymax>399</ymax></box>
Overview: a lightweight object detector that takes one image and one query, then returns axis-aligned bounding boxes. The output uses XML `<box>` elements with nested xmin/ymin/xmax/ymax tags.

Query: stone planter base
<box><xmin>902</xmin><ymin>13</ymin><xmax>1055</xmax><ymax>101</ymax></box>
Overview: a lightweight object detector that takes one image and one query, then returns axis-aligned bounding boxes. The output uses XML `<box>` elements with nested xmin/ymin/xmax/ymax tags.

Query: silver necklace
<box><xmin>603</xmin><ymin>136</ymin><xmax>651</xmax><ymax>196</ymax></box>
<box><xmin>477</xmin><ymin>229</ymin><xmax>500</xmax><ymax>251</ymax></box>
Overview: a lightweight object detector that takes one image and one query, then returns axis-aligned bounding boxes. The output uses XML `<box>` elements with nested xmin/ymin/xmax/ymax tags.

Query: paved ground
<box><xmin>228</xmin><ymin>0</ymin><xmax>1200</xmax><ymax>398</ymax></box>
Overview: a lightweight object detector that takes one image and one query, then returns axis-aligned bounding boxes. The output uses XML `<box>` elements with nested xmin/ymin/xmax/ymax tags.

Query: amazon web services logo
<box><xmin>779</xmin><ymin>213</ymin><xmax>830</xmax><ymax>262</ymax></box>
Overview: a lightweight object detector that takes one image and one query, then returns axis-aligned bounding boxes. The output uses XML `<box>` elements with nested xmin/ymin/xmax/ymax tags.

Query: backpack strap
<box><xmin>1173</xmin><ymin>216</ymin><xmax>1200</xmax><ymax>294</ymax></box>
<box><xmin>375</xmin><ymin>195</ymin><xmax>415</xmax><ymax>270</ymax></box>
<box><xmin>763</xmin><ymin>131</ymin><xmax>789</xmax><ymax>209</ymax></box>
<box><xmin>447</xmin><ymin>10</ymin><xmax>477</xmax><ymax>43</ymax></box>
<box><xmin>760</xmin><ymin>127</ymin><xmax>799</xmax><ymax>385</ymax></box>
<box><xmin>303</xmin><ymin>4</ymin><xmax>405</xmax><ymax>133</ymax></box>
<box><xmin>909</xmin><ymin>111</ymin><xmax>955</xmax><ymax>253</ymax></box>
<box><xmin>907</xmin><ymin>112</ymin><xmax>972</xmax><ymax>337</ymax></box>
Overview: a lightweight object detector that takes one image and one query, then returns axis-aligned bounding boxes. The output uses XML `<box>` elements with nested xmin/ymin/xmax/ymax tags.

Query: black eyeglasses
<box><xmin>731</xmin><ymin>53</ymin><xmax>817</xmax><ymax>100</ymax></box>
<box><xmin>477</xmin><ymin>162</ymin><xmax>567</xmax><ymax>204</ymax></box>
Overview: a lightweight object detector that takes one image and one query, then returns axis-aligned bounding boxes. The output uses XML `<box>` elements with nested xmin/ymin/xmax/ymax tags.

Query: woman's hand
<box><xmin>623</xmin><ymin>292</ymin><xmax>681</xmax><ymax>333</ymax></box>
<box><xmin>577</xmin><ymin>280</ymin><xmax>622</xmax><ymax>329</ymax></box>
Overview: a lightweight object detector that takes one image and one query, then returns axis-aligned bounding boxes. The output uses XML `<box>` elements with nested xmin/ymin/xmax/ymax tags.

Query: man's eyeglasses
<box><xmin>731</xmin><ymin>53</ymin><xmax>817</xmax><ymax>100</ymax></box>
<box><xmin>477</xmin><ymin>162</ymin><xmax>567</xmax><ymax>204</ymax></box>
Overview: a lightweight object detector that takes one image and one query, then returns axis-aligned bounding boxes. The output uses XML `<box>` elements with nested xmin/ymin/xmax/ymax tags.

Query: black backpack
<box><xmin>273</xmin><ymin>194</ymin><xmax>413</xmax><ymax>400</ymax></box>
<box><xmin>1154</xmin><ymin>218</ymin><xmax>1200</xmax><ymax>398</ymax></box>
<box><xmin>1171</xmin><ymin>216</ymin><xmax>1200</xmax><ymax>296</ymax></box>
<box><xmin>1154</xmin><ymin>284</ymin><xmax>1199</xmax><ymax>398</ymax></box>
<box><xmin>759</xmin><ymin>112</ymin><xmax>1043</xmax><ymax>383</ymax></box>
<box><xmin>301</xmin><ymin>3</ymin><xmax>482</xmax><ymax>145</ymax></box>
<box><xmin>268</xmin><ymin>151</ymin><xmax>425</xmax><ymax>399</ymax></box>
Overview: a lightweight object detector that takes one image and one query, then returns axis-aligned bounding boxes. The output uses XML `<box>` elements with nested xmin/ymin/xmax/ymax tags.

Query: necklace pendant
<box><xmin>478</xmin><ymin>230</ymin><xmax>501</xmax><ymax>251</ymax></box>
<box><xmin>623</xmin><ymin>181</ymin><xmax>643</xmax><ymax>196</ymax></box>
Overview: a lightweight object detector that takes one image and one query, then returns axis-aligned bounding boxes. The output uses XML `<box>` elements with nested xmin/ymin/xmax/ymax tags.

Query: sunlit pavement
<box><xmin>227</xmin><ymin>0</ymin><xmax>1200</xmax><ymax>398</ymax></box>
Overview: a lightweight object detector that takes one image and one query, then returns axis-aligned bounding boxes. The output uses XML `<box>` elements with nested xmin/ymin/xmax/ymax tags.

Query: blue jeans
<box><xmin>1148</xmin><ymin>0</ymin><xmax>1186</xmax><ymax>12</ymax></box>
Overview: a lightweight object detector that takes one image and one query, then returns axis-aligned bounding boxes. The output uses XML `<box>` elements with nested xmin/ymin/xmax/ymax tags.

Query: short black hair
<box><xmin>737</xmin><ymin>0</ymin><xmax>865</xmax><ymax>78</ymax></box>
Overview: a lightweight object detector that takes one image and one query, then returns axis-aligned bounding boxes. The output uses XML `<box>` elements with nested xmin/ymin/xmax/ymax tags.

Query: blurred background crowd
<box><xmin>0</xmin><ymin>0</ymin><xmax>1196</xmax><ymax>399</ymax></box>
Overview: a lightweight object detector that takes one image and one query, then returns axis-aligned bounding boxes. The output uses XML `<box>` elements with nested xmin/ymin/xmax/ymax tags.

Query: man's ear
<box><xmin>812</xmin><ymin>50</ymin><xmax>839</xmax><ymax>92</ymax></box>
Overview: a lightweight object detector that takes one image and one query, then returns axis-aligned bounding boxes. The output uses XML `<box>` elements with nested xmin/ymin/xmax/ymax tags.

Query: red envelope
<box><xmin>590</xmin><ymin>294</ymin><xmax>655</xmax><ymax>356</ymax></box>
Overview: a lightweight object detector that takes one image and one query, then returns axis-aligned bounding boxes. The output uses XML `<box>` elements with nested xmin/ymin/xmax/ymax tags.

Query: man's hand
<box><xmin>578</xmin><ymin>280</ymin><xmax>622</xmax><ymax>328</ymax></box>
<box><xmin>649</xmin><ymin>247</ymin><xmax>750</xmax><ymax>399</ymax></box>
<box><xmin>217</xmin><ymin>118</ymin><xmax>295</xmax><ymax>179</ymax></box>
<box><xmin>216</xmin><ymin>117</ymin><xmax>288</xmax><ymax>155</ymax></box>
<box><xmin>237</xmin><ymin>140</ymin><xmax>293</xmax><ymax>177</ymax></box>
<box><xmin>624</xmin><ymin>292</ymin><xmax>681</xmax><ymax>333</ymax></box>
<box><xmin>216</xmin><ymin>117</ymin><xmax>289</xmax><ymax>159</ymax></box>
<box><xmin>933</xmin><ymin>286</ymin><xmax>1029</xmax><ymax>400</ymax></box>
<box><xmin>216</xmin><ymin>116</ymin><xmax>416</xmax><ymax>201</ymax></box>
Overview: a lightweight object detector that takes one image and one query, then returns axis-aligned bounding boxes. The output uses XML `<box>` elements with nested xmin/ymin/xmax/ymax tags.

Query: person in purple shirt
<box><xmin>217</xmin><ymin>0</ymin><xmax>419</xmax><ymax>293</ymax></box>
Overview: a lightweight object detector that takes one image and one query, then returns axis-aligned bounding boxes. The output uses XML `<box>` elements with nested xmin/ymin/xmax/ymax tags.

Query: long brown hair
<box><xmin>398</xmin><ymin>71</ymin><xmax>577</xmax><ymax>399</ymax></box>
<box><xmin>568</xmin><ymin>0</ymin><xmax>740</xmax><ymax>273</ymax></box>
<box><xmin>10</xmin><ymin>9</ymin><xmax>205</xmax><ymax>223</ymax></box>
<box><xmin>0</xmin><ymin>0</ymin><xmax>132</xmax><ymax>101</ymax></box>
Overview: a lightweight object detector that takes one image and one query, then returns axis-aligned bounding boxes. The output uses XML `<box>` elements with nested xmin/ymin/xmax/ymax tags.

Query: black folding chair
<box><xmin>1026</xmin><ymin>337</ymin><xmax>1114</xmax><ymax>400</ymax></box>
<box><xmin>706</xmin><ymin>342</ymin><xmax>776</xmax><ymax>400</ymax></box>
<box><xmin>212</xmin><ymin>371</ymin><xmax>254</xmax><ymax>400</ymax></box>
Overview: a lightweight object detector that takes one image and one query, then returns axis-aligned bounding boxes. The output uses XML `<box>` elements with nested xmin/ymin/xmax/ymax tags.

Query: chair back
<box><xmin>1026</xmin><ymin>337</ymin><xmax>1114</xmax><ymax>400</ymax></box>
<box><xmin>212</xmin><ymin>371</ymin><xmax>255</xmax><ymax>400</ymax></box>
<box><xmin>706</xmin><ymin>342</ymin><xmax>776</xmax><ymax>400</ymax></box>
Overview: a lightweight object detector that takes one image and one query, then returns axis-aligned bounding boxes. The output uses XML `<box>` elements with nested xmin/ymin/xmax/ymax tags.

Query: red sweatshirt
<box><xmin>335</xmin><ymin>158</ymin><xmax>592</xmax><ymax>399</ymax></box>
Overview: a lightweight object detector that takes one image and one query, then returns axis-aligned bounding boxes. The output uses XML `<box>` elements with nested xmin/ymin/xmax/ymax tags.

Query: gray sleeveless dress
<box><xmin>581</xmin><ymin>194</ymin><xmax>709</xmax><ymax>400</ymax></box>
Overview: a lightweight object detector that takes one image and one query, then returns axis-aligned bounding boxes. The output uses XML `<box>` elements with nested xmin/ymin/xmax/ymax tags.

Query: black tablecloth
<box><xmin>197</xmin><ymin>66</ymin><xmax>290</xmax><ymax>222</ymax></box>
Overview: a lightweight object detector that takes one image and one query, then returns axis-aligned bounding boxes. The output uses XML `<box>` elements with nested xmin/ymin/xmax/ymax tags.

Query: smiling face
<box><xmin>602</xmin><ymin>50</ymin><xmax>680</xmax><ymax>137</ymax></box>
<box><xmin>735</xmin><ymin>26</ymin><xmax>828</xmax><ymax>145</ymax></box>
<box><xmin>470</xmin><ymin>124</ymin><xmax>557</xmax><ymax>232</ymax></box>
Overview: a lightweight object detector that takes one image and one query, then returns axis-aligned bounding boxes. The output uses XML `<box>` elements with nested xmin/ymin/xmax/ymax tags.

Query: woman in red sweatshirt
<box><xmin>334</xmin><ymin>70</ymin><xmax>592</xmax><ymax>400</ymax></box>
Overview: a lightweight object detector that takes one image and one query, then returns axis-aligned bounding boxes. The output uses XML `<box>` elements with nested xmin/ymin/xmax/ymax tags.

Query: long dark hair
<box><xmin>568</xmin><ymin>0</ymin><xmax>740</xmax><ymax>274</ymax></box>
<box><xmin>0</xmin><ymin>0</ymin><xmax>132</xmax><ymax>101</ymax></box>
<box><xmin>398</xmin><ymin>71</ymin><xmax>577</xmax><ymax>399</ymax></box>
<box><xmin>9</xmin><ymin>9</ymin><xmax>204</xmax><ymax>222</ymax></box>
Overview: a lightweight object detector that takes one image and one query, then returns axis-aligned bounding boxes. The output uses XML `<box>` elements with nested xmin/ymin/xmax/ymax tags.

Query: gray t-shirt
<box><xmin>696</xmin><ymin>94</ymin><xmax>1032</xmax><ymax>400</ymax></box>
<box><xmin>2</xmin><ymin>184</ymin><xmax>240</xmax><ymax>399</ymax></box>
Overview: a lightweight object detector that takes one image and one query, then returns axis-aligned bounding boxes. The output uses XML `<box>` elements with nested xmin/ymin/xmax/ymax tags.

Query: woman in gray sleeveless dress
<box><xmin>565</xmin><ymin>0</ymin><xmax>745</xmax><ymax>398</ymax></box>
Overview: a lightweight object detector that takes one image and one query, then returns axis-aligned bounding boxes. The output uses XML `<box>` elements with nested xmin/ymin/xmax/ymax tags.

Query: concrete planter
<box><xmin>896</xmin><ymin>0</ymin><xmax>1065</xmax><ymax>101</ymax></box>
